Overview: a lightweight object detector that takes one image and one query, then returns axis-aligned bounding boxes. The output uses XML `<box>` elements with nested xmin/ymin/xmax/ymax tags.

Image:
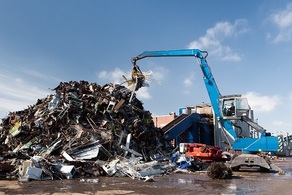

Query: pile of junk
<box><xmin>0</xmin><ymin>80</ymin><xmax>231</xmax><ymax>182</ymax></box>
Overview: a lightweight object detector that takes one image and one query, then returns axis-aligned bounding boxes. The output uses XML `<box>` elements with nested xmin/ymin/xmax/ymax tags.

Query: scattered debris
<box><xmin>80</xmin><ymin>178</ymin><xmax>99</xmax><ymax>183</ymax></box>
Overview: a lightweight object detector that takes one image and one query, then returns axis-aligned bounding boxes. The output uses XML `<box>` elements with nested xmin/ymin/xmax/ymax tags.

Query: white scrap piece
<box><xmin>60</xmin><ymin>165</ymin><xmax>76</xmax><ymax>179</ymax></box>
<box><xmin>48</xmin><ymin>93</ymin><xmax>61</xmax><ymax>110</ymax></box>
<box><xmin>141</xmin><ymin>176</ymin><xmax>155</xmax><ymax>182</ymax></box>
<box><xmin>102</xmin><ymin>159</ymin><xmax>119</xmax><ymax>176</ymax></box>
<box><xmin>61</xmin><ymin>151</ymin><xmax>75</xmax><ymax>162</ymax></box>
<box><xmin>123</xmin><ymin>133</ymin><xmax>132</xmax><ymax>157</ymax></box>
<box><xmin>120</xmin><ymin>145</ymin><xmax>142</xmax><ymax>157</ymax></box>
<box><xmin>71</xmin><ymin>144</ymin><xmax>101</xmax><ymax>160</ymax></box>
<box><xmin>117</xmin><ymin>160</ymin><xmax>141</xmax><ymax>179</ymax></box>
<box><xmin>117</xmin><ymin>158</ymin><xmax>164</xmax><ymax>180</ymax></box>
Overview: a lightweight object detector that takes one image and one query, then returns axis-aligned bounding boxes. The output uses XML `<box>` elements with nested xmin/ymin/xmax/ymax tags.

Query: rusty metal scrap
<box><xmin>0</xmin><ymin>80</ymin><xmax>172</xmax><ymax>181</ymax></box>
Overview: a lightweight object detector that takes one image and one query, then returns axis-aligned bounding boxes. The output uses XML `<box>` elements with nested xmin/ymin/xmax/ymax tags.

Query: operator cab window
<box><xmin>221</xmin><ymin>97</ymin><xmax>249</xmax><ymax>118</ymax></box>
<box><xmin>222</xmin><ymin>100</ymin><xmax>235</xmax><ymax>116</ymax></box>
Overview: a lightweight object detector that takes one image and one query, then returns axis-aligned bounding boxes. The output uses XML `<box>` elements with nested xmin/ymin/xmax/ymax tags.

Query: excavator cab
<box><xmin>219</xmin><ymin>95</ymin><xmax>250</xmax><ymax>119</ymax></box>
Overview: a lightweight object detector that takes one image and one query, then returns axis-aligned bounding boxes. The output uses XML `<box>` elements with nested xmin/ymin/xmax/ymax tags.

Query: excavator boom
<box><xmin>129</xmin><ymin>48</ymin><xmax>282</xmax><ymax>172</ymax></box>
<box><xmin>132</xmin><ymin>49</ymin><xmax>237</xmax><ymax>140</ymax></box>
<box><xmin>130</xmin><ymin>49</ymin><xmax>280</xmax><ymax>153</ymax></box>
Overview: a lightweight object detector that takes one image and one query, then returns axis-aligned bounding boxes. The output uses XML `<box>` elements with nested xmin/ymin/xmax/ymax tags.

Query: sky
<box><xmin>0</xmin><ymin>0</ymin><xmax>292</xmax><ymax>135</ymax></box>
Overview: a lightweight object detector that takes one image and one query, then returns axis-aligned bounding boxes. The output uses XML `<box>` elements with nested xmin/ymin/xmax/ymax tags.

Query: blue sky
<box><xmin>1</xmin><ymin>0</ymin><xmax>292</xmax><ymax>135</ymax></box>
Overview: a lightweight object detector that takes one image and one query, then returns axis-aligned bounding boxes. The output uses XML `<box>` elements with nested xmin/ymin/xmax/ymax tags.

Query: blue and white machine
<box><xmin>130</xmin><ymin>49</ymin><xmax>282</xmax><ymax>171</ymax></box>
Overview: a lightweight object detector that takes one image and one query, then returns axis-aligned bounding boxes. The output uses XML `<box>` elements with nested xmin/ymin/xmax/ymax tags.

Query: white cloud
<box><xmin>183</xmin><ymin>73</ymin><xmax>195</xmax><ymax>87</ymax></box>
<box><xmin>0</xmin><ymin>69</ymin><xmax>51</xmax><ymax>117</ymax></box>
<box><xmin>21</xmin><ymin>67</ymin><xmax>61</xmax><ymax>82</ymax></box>
<box><xmin>136</xmin><ymin>87</ymin><xmax>152</xmax><ymax>100</ymax></box>
<box><xmin>149</xmin><ymin>66</ymin><xmax>168</xmax><ymax>84</ymax></box>
<box><xmin>188</xmin><ymin>19</ymin><xmax>249</xmax><ymax>61</ymax></box>
<box><xmin>243</xmin><ymin>91</ymin><xmax>280</xmax><ymax>112</ymax></box>
<box><xmin>183</xmin><ymin>90</ymin><xmax>191</xmax><ymax>96</ymax></box>
<box><xmin>269</xmin><ymin>3</ymin><xmax>292</xmax><ymax>42</ymax></box>
<box><xmin>183</xmin><ymin>78</ymin><xmax>193</xmax><ymax>87</ymax></box>
<box><xmin>286</xmin><ymin>93</ymin><xmax>292</xmax><ymax>110</ymax></box>
<box><xmin>272</xmin><ymin>120</ymin><xmax>284</xmax><ymax>126</ymax></box>
<box><xmin>289</xmin><ymin>93</ymin><xmax>292</xmax><ymax>101</ymax></box>
<box><xmin>271</xmin><ymin>120</ymin><xmax>292</xmax><ymax>134</ymax></box>
<box><xmin>97</xmin><ymin>68</ymin><xmax>126</xmax><ymax>84</ymax></box>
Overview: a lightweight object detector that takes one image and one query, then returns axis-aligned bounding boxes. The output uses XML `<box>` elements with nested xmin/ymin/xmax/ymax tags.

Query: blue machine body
<box><xmin>131</xmin><ymin>49</ymin><xmax>279</xmax><ymax>153</ymax></box>
<box><xmin>162</xmin><ymin>113</ymin><xmax>212</xmax><ymax>146</ymax></box>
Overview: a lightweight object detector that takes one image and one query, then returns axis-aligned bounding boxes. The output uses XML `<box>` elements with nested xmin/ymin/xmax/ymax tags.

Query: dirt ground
<box><xmin>0</xmin><ymin>157</ymin><xmax>292</xmax><ymax>195</ymax></box>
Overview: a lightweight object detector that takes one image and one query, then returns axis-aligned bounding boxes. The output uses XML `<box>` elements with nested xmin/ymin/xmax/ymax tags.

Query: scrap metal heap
<box><xmin>0</xmin><ymin>80</ymin><xmax>174</xmax><ymax>181</ymax></box>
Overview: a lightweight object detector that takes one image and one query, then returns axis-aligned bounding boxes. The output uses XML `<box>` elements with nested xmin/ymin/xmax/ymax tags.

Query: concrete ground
<box><xmin>0</xmin><ymin>157</ymin><xmax>291</xmax><ymax>195</ymax></box>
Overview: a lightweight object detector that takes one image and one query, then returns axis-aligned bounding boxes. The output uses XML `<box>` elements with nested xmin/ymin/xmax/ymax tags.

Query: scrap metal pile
<box><xmin>0</xmin><ymin>80</ymin><xmax>174</xmax><ymax>181</ymax></box>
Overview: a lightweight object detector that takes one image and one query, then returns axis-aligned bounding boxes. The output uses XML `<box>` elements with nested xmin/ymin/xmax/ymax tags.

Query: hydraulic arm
<box><xmin>130</xmin><ymin>49</ymin><xmax>279</xmax><ymax>154</ymax></box>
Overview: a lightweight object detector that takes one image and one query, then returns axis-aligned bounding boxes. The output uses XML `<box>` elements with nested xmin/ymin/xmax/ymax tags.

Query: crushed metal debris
<box><xmin>0</xmin><ymin>81</ymin><xmax>174</xmax><ymax>181</ymax></box>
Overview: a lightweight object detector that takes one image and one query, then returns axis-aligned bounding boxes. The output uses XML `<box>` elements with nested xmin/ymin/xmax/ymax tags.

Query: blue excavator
<box><xmin>128</xmin><ymin>49</ymin><xmax>282</xmax><ymax>172</ymax></box>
